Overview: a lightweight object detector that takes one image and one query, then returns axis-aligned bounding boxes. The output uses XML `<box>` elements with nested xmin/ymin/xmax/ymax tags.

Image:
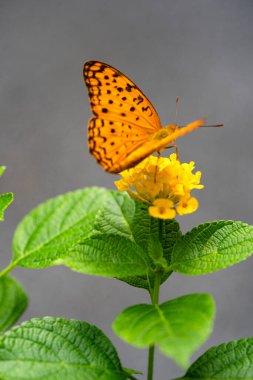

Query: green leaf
<box><xmin>12</xmin><ymin>188</ymin><xmax>148</xmax><ymax>277</ymax></box>
<box><xmin>0</xmin><ymin>317</ymin><xmax>131</xmax><ymax>380</ymax></box>
<box><xmin>0</xmin><ymin>275</ymin><xmax>28</xmax><ymax>333</ymax></box>
<box><xmin>118</xmin><ymin>201</ymin><xmax>181</xmax><ymax>289</ymax></box>
<box><xmin>12</xmin><ymin>187</ymin><xmax>110</xmax><ymax>268</ymax></box>
<box><xmin>172</xmin><ymin>221</ymin><xmax>253</xmax><ymax>275</ymax></box>
<box><xmin>94</xmin><ymin>195</ymin><xmax>153</xmax><ymax>285</ymax></box>
<box><xmin>0</xmin><ymin>166</ymin><xmax>13</xmax><ymax>221</ymax></box>
<box><xmin>0</xmin><ymin>166</ymin><xmax>6</xmax><ymax>177</ymax></box>
<box><xmin>130</xmin><ymin>202</ymin><xmax>182</xmax><ymax>265</ymax></box>
<box><xmin>124</xmin><ymin>367</ymin><xmax>142</xmax><ymax>375</ymax></box>
<box><xmin>60</xmin><ymin>234</ymin><xmax>148</xmax><ymax>277</ymax></box>
<box><xmin>113</xmin><ymin>293</ymin><xmax>215</xmax><ymax>368</ymax></box>
<box><xmin>95</xmin><ymin>194</ymin><xmax>181</xmax><ymax>266</ymax></box>
<box><xmin>176</xmin><ymin>337</ymin><xmax>253</xmax><ymax>379</ymax></box>
<box><xmin>94</xmin><ymin>191</ymin><xmax>136</xmax><ymax>239</ymax></box>
<box><xmin>0</xmin><ymin>193</ymin><xmax>14</xmax><ymax>221</ymax></box>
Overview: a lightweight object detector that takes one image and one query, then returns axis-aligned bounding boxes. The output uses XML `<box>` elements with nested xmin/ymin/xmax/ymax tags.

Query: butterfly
<box><xmin>83</xmin><ymin>61</ymin><xmax>214</xmax><ymax>173</ymax></box>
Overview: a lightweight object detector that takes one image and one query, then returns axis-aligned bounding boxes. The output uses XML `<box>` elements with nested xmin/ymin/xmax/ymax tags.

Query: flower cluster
<box><xmin>115</xmin><ymin>154</ymin><xmax>204</xmax><ymax>219</ymax></box>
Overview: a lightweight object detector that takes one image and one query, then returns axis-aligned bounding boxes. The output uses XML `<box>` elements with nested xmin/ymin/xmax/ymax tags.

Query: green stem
<box><xmin>152</xmin><ymin>271</ymin><xmax>161</xmax><ymax>305</ymax></box>
<box><xmin>0</xmin><ymin>262</ymin><xmax>16</xmax><ymax>279</ymax></box>
<box><xmin>147</xmin><ymin>270</ymin><xmax>161</xmax><ymax>380</ymax></box>
<box><xmin>147</xmin><ymin>345</ymin><xmax>155</xmax><ymax>380</ymax></box>
<box><xmin>147</xmin><ymin>219</ymin><xmax>163</xmax><ymax>380</ymax></box>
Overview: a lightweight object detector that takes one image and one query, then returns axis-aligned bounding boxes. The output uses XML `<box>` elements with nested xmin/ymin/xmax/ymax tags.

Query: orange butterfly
<box><xmin>83</xmin><ymin>61</ymin><xmax>219</xmax><ymax>173</ymax></box>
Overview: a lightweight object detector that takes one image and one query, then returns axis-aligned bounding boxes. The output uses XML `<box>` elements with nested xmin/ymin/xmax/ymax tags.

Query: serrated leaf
<box><xmin>0</xmin><ymin>192</ymin><xmax>14</xmax><ymax>221</ymax></box>
<box><xmin>12</xmin><ymin>188</ymin><xmax>148</xmax><ymax>277</ymax></box>
<box><xmin>0</xmin><ymin>275</ymin><xmax>28</xmax><ymax>332</ymax></box>
<box><xmin>172</xmin><ymin>221</ymin><xmax>253</xmax><ymax>275</ymax></box>
<box><xmin>113</xmin><ymin>293</ymin><xmax>215</xmax><ymax>368</ymax></box>
<box><xmin>0</xmin><ymin>317</ymin><xmax>131</xmax><ymax>380</ymax></box>
<box><xmin>94</xmin><ymin>191</ymin><xmax>136</xmax><ymax>239</ymax></box>
<box><xmin>119</xmin><ymin>201</ymin><xmax>181</xmax><ymax>289</ymax></box>
<box><xmin>12</xmin><ymin>187</ymin><xmax>110</xmax><ymax>268</ymax></box>
<box><xmin>94</xmin><ymin>193</ymin><xmax>181</xmax><ymax>265</ymax></box>
<box><xmin>130</xmin><ymin>201</ymin><xmax>182</xmax><ymax>265</ymax></box>
<box><xmin>59</xmin><ymin>234</ymin><xmax>148</xmax><ymax>277</ymax></box>
<box><xmin>95</xmin><ymin>197</ymin><xmax>154</xmax><ymax>288</ymax></box>
<box><xmin>175</xmin><ymin>337</ymin><xmax>253</xmax><ymax>379</ymax></box>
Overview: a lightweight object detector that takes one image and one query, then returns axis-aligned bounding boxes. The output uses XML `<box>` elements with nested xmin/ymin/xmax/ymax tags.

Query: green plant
<box><xmin>1</xmin><ymin>149</ymin><xmax>253</xmax><ymax>380</ymax></box>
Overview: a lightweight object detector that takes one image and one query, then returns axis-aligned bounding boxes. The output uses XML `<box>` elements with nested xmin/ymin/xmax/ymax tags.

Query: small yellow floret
<box><xmin>149</xmin><ymin>199</ymin><xmax>176</xmax><ymax>219</ymax></box>
<box><xmin>176</xmin><ymin>196</ymin><xmax>199</xmax><ymax>215</ymax></box>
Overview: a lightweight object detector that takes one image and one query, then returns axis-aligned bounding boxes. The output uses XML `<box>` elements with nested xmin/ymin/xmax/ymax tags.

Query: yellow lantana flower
<box><xmin>149</xmin><ymin>199</ymin><xmax>176</xmax><ymax>219</ymax></box>
<box><xmin>114</xmin><ymin>154</ymin><xmax>204</xmax><ymax>219</ymax></box>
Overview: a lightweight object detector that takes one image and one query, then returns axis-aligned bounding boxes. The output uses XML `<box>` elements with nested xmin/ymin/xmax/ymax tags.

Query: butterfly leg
<box><xmin>165</xmin><ymin>143</ymin><xmax>180</xmax><ymax>160</ymax></box>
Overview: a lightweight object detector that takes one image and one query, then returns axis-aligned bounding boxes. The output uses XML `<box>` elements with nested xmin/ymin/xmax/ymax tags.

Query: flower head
<box><xmin>115</xmin><ymin>154</ymin><xmax>204</xmax><ymax>219</ymax></box>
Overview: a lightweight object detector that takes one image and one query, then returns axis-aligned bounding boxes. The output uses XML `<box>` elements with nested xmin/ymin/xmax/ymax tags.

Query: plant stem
<box><xmin>0</xmin><ymin>262</ymin><xmax>16</xmax><ymax>279</ymax></box>
<box><xmin>147</xmin><ymin>218</ymin><xmax>163</xmax><ymax>380</ymax></box>
<box><xmin>147</xmin><ymin>270</ymin><xmax>161</xmax><ymax>380</ymax></box>
<box><xmin>147</xmin><ymin>345</ymin><xmax>155</xmax><ymax>380</ymax></box>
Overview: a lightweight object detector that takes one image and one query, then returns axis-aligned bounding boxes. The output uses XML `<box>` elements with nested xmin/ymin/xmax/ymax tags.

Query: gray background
<box><xmin>1</xmin><ymin>0</ymin><xmax>253</xmax><ymax>378</ymax></box>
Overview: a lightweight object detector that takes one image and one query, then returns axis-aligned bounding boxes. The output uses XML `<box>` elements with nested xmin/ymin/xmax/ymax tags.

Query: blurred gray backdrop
<box><xmin>1</xmin><ymin>0</ymin><xmax>253</xmax><ymax>378</ymax></box>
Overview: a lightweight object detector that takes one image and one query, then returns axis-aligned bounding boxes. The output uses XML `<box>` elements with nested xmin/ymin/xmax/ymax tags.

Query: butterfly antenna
<box><xmin>173</xmin><ymin>96</ymin><xmax>180</xmax><ymax>125</ymax></box>
<box><xmin>200</xmin><ymin>123</ymin><xmax>224</xmax><ymax>128</ymax></box>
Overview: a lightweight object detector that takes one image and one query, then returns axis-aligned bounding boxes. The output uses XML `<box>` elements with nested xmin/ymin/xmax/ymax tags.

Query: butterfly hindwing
<box><xmin>88</xmin><ymin>117</ymin><xmax>149</xmax><ymax>173</ymax></box>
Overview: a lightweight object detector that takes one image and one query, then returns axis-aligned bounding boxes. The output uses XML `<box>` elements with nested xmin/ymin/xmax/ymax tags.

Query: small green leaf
<box><xmin>94</xmin><ymin>191</ymin><xmax>136</xmax><ymax>239</ymax></box>
<box><xmin>130</xmin><ymin>202</ymin><xmax>182</xmax><ymax>265</ymax></box>
<box><xmin>113</xmin><ymin>293</ymin><xmax>215</xmax><ymax>368</ymax></box>
<box><xmin>0</xmin><ymin>166</ymin><xmax>6</xmax><ymax>177</ymax></box>
<box><xmin>0</xmin><ymin>317</ymin><xmax>131</xmax><ymax>380</ymax></box>
<box><xmin>0</xmin><ymin>275</ymin><xmax>28</xmax><ymax>333</ymax></box>
<box><xmin>0</xmin><ymin>166</ymin><xmax>13</xmax><ymax>221</ymax></box>
<box><xmin>176</xmin><ymin>337</ymin><xmax>253</xmax><ymax>379</ymax></box>
<box><xmin>0</xmin><ymin>193</ymin><xmax>14</xmax><ymax>221</ymax></box>
<box><xmin>172</xmin><ymin>221</ymin><xmax>253</xmax><ymax>275</ymax></box>
<box><xmin>120</xmin><ymin>202</ymin><xmax>181</xmax><ymax>289</ymax></box>
<box><xmin>124</xmin><ymin>367</ymin><xmax>142</xmax><ymax>375</ymax></box>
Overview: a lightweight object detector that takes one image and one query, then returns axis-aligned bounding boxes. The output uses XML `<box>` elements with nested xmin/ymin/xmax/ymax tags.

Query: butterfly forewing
<box><xmin>84</xmin><ymin>61</ymin><xmax>161</xmax><ymax>130</ymax></box>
